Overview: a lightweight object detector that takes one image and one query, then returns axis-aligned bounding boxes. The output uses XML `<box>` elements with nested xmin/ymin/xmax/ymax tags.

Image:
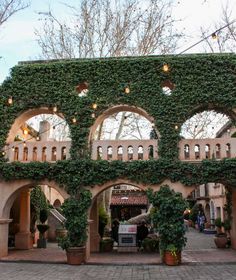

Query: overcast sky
<box><xmin>0</xmin><ymin>0</ymin><xmax>236</xmax><ymax>83</ymax></box>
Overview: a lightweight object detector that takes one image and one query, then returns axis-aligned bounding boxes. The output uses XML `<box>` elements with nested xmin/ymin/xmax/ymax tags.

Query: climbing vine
<box><xmin>0</xmin><ymin>54</ymin><xmax>236</xmax><ymax>193</ymax></box>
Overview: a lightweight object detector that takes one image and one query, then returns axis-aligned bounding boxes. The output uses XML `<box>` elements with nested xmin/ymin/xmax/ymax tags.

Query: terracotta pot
<box><xmin>66</xmin><ymin>247</ymin><xmax>86</xmax><ymax>265</ymax></box>
<box><xmin>214</xmin><ymin>235</ymin><xmax>228</xmax><ymax>248</ymax></box>
<box><xmin>164</xmin><ymin>250</ymin><xmax>181</xmax><ymax>266</ymax></box>
<box><xmin>55</xmin><ymin>228</ymin><xmax>68</xmax><ymax>239</ymax></box>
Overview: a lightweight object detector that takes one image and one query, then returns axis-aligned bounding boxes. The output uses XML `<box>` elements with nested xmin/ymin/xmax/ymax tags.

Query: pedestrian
<box><xmin>137</xmin><ymin>220</ymin><xmax>149</xmax><ymax>248</ymax></box>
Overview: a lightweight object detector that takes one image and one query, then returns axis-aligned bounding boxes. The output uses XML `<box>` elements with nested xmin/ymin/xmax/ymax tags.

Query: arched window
<box><xmin>184</xmin><ymin>144</ymin><xmax>190</xmax><ymax>159</ymax></box>
<box><xmin>42</xmin><ymin>147</ymin><xmax>47</xmax><ymax>161</ymax></box>
<box><xmin>23</xmin><ymin>147</ymin><xmax>28</xmax><ymax>161</ymax></box>
<box><xmin>226</xmin><ymin>143</ymin><xmax>231</xmax><ymax>158</ymax></box>
<box><xmin>51</xmin><ymin>147</ymin><xmax>57</xmax><ymax>161</ymax></box>
<box><xmin>97</xmin><ymin>146</ymin><xmax>102</xmax><ymax>160</ymax></box>
<box><xmin>138</xmin><ymin>146</ymin><xmax>144</xmax><ymax>160</ymax></box>
<box><xmin>14</xmin><ymin>147</ymin><xmax>19</xmax><ymax>161</ymax></box>
<box><xmin>33</xmin><ymin>147</ymin><xmax>37</xmax><ymax>161</ymax></box>
<box><xmin>53</xmin><ymin>199</ymin><xmax>62</xmax><ymax>209</ymax></box>
<box><xmin>107</xmin><ymin>146</ymin><xmax>112</xmax><ymax>160</ymax></box>
<box><xmin>148</xmin><ymin>145</ymin><xmax>154</xmax><ymax>159</ymax></box>
<box><xmin>205</xmin><ymin>144</ymin><xmax>210</xmax><ymax>159</ymax></box>
<box><xmin>61</xmin><ymin>147</ymin><xmax>67</xmax><ymax>160</ymax></box>
<box><xmin>117</xmin><ymin>146</ymin><xmax>123</xmax><ymax>161</ymax></box>
<box><xmin>127</xmin><ymin>146</ymin><xmax>133</xmax><ymax>160</ymax></box>
<box><xmin>194</xmin><ymin>144</ymin><xmax>200</xmax><ymax>160</ymax></box>
<box><xmin>216</xmin><ymin>144</ymin><xmax>221</xmax><ymax>159</ymax></box>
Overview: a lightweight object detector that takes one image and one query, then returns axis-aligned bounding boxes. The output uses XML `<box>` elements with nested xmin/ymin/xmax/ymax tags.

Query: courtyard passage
<box><xmin>1</xmin><ymin>228</ymin><xmax>236</xmax><ymax>264</ymax></box>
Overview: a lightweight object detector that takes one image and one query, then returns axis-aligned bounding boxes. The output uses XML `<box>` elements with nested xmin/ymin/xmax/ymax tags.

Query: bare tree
<box><xmin>0</xmin><ymin>0</ymin><xmax>29</xmax><ymax>28</ymax></box>
<box><xmin>35</xmin><ymin>0</ymin><xmax>183</xmax><ymax>59</ymax></box>
<box><xmin>180</xmin><ymin>111</ymin><xmax>229</xmax><ymax>139</ymax></box>
<box><xmin>200</xmin><ymin>1</ymin><xmax>236</xmax><ymax>53</ymax></box>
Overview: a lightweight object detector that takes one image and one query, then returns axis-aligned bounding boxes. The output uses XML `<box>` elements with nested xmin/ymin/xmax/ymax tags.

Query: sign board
<box><xmin>118</xmin><ymin>224</ymin><xmax>137</xmax><ymax>234</ymax></box>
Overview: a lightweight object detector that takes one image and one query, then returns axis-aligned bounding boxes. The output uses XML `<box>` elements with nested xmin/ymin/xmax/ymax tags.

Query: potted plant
<box><xmin>99</xmin><ymin>237</ymin><xmax>114</xmax><ymax>252</ymax></box>
<box><xmin>214</xmin><ymin>217</ymin><xmax>228</xmax><ymax>248</ymax></box>
<box><xmin>58</xmin><ymin>190</ymin><xmax>91</xmax><ymax>265</ymax></box>
<box><xmin>37</xmin><ymin>209</ymin><xmax>49</xmax><ymax>248</ymax></box>
<box><xmin>147</xmin><ymin>185</ymin><xmax>188</xmax><ymax>265</ymax></box>
<box><xmin>141</xmin><ymin>237</ymin><xmax>159</xmax><ymax>253</ymax></box>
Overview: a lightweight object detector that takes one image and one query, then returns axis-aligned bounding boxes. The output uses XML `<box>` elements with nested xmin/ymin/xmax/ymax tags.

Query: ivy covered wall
<box><xmin>1</xmin><ymin>53</ymin><xmax>236</xmax><ymax>194</ymax></box>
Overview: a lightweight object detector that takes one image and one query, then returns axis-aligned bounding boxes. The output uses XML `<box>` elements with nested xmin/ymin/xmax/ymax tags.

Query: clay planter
<box><xmin>66</xmin><ymin>247</ymin><xmax>86</xmax><ymax>265</ymax></box>
<box><xmin>164</xmin><ymin>250</ymin><xmax>181</xmax><ymax>266</ymax></box>
<box><xmin>55</xmin><ymin>228</ymin><xmax>68</xmax><ymax>239</ymax></box>
<box><xmin>214</xmin><ymin>234</ymin><xmax>228</xmax><ymax>248</ymax></box>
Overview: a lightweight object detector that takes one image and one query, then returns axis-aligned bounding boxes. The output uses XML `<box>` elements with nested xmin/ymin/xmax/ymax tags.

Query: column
<box><xmin>0</xmin><ymin>219</ymin><xmax>12</xmax><ymax>259</ymax></box>
<box><xmin>89</xmin><ymin>199</ymin><xmax>100</xmax><ymax>252</ymax></box>
<box><xmin>15</xmin><ymin>190</ymin><xmax>32</xmax><ymax>249</ymax></box>
<box><xmin>231</xmin><ymin>189</ymin><xmax>236</xmax><ymax>249</ymax></box>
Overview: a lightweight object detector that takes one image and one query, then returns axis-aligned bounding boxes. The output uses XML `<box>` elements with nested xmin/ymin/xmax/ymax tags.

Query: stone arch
<box><xmin>6</xmin><ymin>107</ymin><xmax>65</xmax><ymax>143</ymax></box>
<box><xmin>0</xmin><ymin>179</ymin><xmax>69</xmax><ymax>219</ymax></box>
<box><xmin>87</xmin><ymin>178</ymin><xmax>194</xmax><ymax>258</ymax></box>
<box><xmin>88</xmin><ymin>105</ymin><xmax>159</xmax><ymax>143</ymax></box>
<box><xmin>0</xmin><ymin>179</ymin><xmax>69</xmax><ymax>258</ymax></box>
<box><xmin>53</xmin><ymin>199</ymin><xmax>62</xmax><ymax>208</ymax></box>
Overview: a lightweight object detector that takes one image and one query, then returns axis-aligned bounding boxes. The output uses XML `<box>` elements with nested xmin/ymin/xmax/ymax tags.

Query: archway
<box><xmin>89</xmin><ymin>105</ymin><xmax>159</xmax><ymax>161</ymax></box>
<box><xmin>4</xmin><ymin>107</ymin><xmax>71</xmax><ymax>162</ymax></box>
<box><xmin>0</xmin><ymin>179</ymin><xmax>68</xmax><ymax>258</ymax></box>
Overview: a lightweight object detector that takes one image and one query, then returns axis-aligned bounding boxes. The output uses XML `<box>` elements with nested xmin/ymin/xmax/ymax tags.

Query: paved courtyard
<box><xmin>0</xmin><ymin>228</ymin><xmax>236</xmax><ymax>279</ymax></box>
<box><xmin>0</xmin><ymin>262</ymin><xmax>236</xmax><ymax>280</ymax></box>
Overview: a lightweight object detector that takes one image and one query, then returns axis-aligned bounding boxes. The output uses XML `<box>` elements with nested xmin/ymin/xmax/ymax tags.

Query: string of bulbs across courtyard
<box><xmin>2</xmin><ymin>18</ymin><xmax>236</xmax><ymax>156</ymax></box>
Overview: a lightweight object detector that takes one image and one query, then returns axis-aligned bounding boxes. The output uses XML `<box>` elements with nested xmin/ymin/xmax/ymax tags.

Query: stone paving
<box><xmin>1</xmin><ymin>228</ymin><xmax>236</xmax><ymax>279</ymax></box>
<box><xmin>0</xmin><ymin>262</ymin><xmax>236</xmax><ymax>280</ymax></box>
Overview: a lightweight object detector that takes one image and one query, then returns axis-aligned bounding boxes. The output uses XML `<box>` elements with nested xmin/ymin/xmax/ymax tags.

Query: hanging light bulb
<box><xmin>36</xmin><ymin>135</ymin><xmax>40</xmax><ymax>141</ymax></box>
<box><xmin>7</xmin><ymin>96</ymin><xmax>13</xmax><ymax>105</ymax></box>
<box><xmin>124</xmin><ymin>87</ymin><xmax>130</xmax><ymax>94</ymax></box>
<box><xmin>72</xmin><ymin>117</ymin><xmax>77</xmax><ymax>124</ymax></box>
<box><xmin>12</xmin><ymin>146</ymin><xmax>15</xmax><ymax>152</ymax></box>
<box><xmin>91</xmin><ymin>113</ymin><xmax>96</xmax><ymax>118</ymax></box>
<box><xmin>52</xmin><ymin>106</ymin><xmax>58</xmax><ymax>113</ymax></box>
<box><xmin>23</xmin><ymin>128</ymin><xmax>28</xmax><ymax>135</ymax></box>
<box><xmin>2</xmin><ymin>151</ymin><xmax>5</xmax><ymax>156</ymax></box>
<box><xmin>92</xmin><ymin>103</ymin><xmax>97</xmax><ymax>110</ymax></box>
<box><xmin>175</xmin><ymin>125</ymin><xmax>179</xmax><ymax>130</ymax></box>
<box><xmin>162</xmin><ymin>63</ymin><xmax>169</xmax><ymax>72</ymax></box>
<box><xmin>23</xmin><ymin>141</ymin><xmax>26</xmax><ymax>147</ymax></box>
<box><xmin>211</xmin><ymin>32</ymin><xmax>218</xmax><ymax>40</ymax></box>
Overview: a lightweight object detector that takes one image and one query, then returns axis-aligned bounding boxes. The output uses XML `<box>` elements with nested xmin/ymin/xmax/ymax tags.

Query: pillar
<box><xmin>89</xmin><ymin>199</ymin><xmax>100</xmax><ymax>252</ymax></box>
<box><xmin>231</xmin><ymin>189</ymin><xmax>236</xmax><ymax>250</ymax></box>
<box><xmin>15</xmin><ymin>190</ymin><xmax>32</xmax><ymax>249</ymax></box>
<box><xmin>0</xmin><ymin>219</ymin><xmax>12</xmax><ymax>258</ymax></box>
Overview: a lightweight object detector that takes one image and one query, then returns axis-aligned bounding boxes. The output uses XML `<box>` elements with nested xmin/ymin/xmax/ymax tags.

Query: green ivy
<box><xmin>0</xmin><ymin>54</ymin><xmax>236</xmax><ymax>195</ymax></box>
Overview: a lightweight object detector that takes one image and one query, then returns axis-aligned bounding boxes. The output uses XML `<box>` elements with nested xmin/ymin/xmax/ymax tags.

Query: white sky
<box><xmin>0</xmin><ymin>0</ymin><xmax>236</xmax><ymax>83</ymax></box>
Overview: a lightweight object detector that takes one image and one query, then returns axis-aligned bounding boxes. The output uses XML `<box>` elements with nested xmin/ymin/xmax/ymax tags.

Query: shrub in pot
<box><xmin>58</xmin><ymin>190</ymin><xmax>91</xmax><ymax>265</ymax></box>
<box><xmin>99</xmin><ymin>238</ymin><xmax>114</xmax><ymax>252</ymax></box>
<box><xmin>141</xmin><ymin>237</ymin><xmax>159</xmax><ymax>253</ymax></box>
<box><xmin>147</xmin><ymin>185</ymin><xmax>188</xmax><ymax>265</ymax></box>
<box><xmin>37</xmin><ymin>209</ymin><xmax>49</xmax><ymax>248</ymax></box>
<box><xmin>214</xmin><ymin>218</ymin><xmax>228</xmax><ymax>248</ymax></box>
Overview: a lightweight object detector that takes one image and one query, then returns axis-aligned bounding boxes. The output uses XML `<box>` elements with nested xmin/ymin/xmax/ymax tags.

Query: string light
<box><xmin>23</xmin><ymin>141</ymin><xmax>26</xmax><ymax>147</ymax></box>
<box><xmin>175</xmin><ymin>125</ymin><xmax>179</xmax><ymax>130</ymax></box>
<box><xmin>124</xmin><ymin>87</ymin><xmax>130</xmax><ymax>94</ymax></box>
<box><xmin>72</xmin><ymin>117</ymin><xmax>77</xmax><ymax>124</ymax></box>
<box><xmin>92</xmin><ymin>103</ymin><xmax>98</xmax><ymax>110</ymax></box>
<box><xmin>52</xmin><ymin>106</ymin><xmax>58</xmax><ymax>113</ymax></box>
<box><xmin>162</xmin><ymin>63</ymin><xmax>169</xmax><ymax>72</ymax></box>
<box><xmin>7</xmin><ymin>96</ymin><xmax>13</xmax><ymax>105</ymax></box>
<box><xmin>23</xmin><ymin>128</ymin><xmax>28</xmax><ymax>135</ymax></box>
<box><xmin>211</xmin><ymin>32</ymin><xmax>218</xmax><ymax>40</ymax></box>
<box><xmin>91</xmin><ymin>113</ymin><xmax>96</xmax><ymax>118</ymax></box>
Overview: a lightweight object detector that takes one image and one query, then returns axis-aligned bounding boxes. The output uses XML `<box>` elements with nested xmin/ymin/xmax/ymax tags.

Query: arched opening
<box><xmin>107</xmin><ymin>146</ymin><xmax>113</xmax><ymax>160</ymax></box>
<box><xmin>1</xmin><ymin>180</ymin><xmax>68</xmax><ymax>260</ymax></box>
<box><xmin>61</xmin><ymin>147</ymin><xmax>67</xmax><ymax>160</ymax></box>
<box><xmin>42</xmin><ymin>147</ymin><xmax>47</xmax><ymax>161</ymax></box>
<box><xmin>51</xmin><ymin>147</ymin><xmax>57</xmax><ymax>161</ymax></box>
<box><xmin>4</xmin><ymin>108</ymin><xmax>71</xmax><ymax>162</ymax></box>
<box><xmin>226</xmin><ymin>143</ymin><xmax>231</xmax><ymax>158</ymax></box>
<box><xmin>97</xmin><ymin>146</ymin><xmax>103</xmax><ymax>160</ymax></box>
<box><xmin>89</xmin><ymin>182</ymin><xmax>151</xmax><ymax>258</ymax></box>
<box><xmin>180</xmin><ymin>110</ymin><xmax>231</xmax><ymax>161</ymax></box>
<box><xmin>117</xmin><ymin>146</ymin><xmax>123</xmax><ymax>161</ymax></box>
<box><xmin>89</xmin><ymin>105</ymin><xmax>159</xmax><ymax>161</ymax></box>
<box><xmin>53</xmin><ymin>199</ymin><xmax>62</xmax><ymax>209</ymax></box>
